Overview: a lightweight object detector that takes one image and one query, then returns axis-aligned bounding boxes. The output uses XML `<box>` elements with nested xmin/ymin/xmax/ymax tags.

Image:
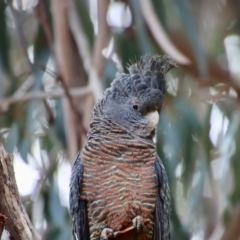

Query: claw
<box><xmin>132</xmin><ymin>215</ymin><xmax>144</xmax><ymax>232</ymax></box>
<box><xmin>100</xmin><ymin>228</ymin><xmax>114</xmax><ymax>240</ymax></box>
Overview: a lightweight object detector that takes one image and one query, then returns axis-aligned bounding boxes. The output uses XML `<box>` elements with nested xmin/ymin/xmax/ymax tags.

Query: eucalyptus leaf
<box><xmin>5</xmin><ymin>123</ymin><xmax>19</xmax><ymax>153</ymax></box>
<box><xmin>172</xmin><ymin>0</ymin><xmax>207</xmax><ymax>75</ymax></box>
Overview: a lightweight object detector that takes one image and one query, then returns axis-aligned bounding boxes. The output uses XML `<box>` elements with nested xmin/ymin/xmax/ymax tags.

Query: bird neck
<box><xmin>89</xmin><ymin>116</ymin><xmax>154</xmax><ymax>144</ymax></box>
<box><xmin>84</xmin><ymin>116</ymin><xmax>157</xmax><ymax>162</ymax></box>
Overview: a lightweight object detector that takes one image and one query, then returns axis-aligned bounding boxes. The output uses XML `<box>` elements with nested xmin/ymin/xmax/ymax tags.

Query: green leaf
<box><xmin>0</xmin><ymin>2</ymin><xmax>11</xmax><ymax>75</ymax></box>
<box><xmin>33</xmin><ymin>34</ymin><xmax>50</xmax><ymax>91</ymax></box>
<box><xmin>54</xmin><ymin>100</ymin><xmax>66</xmax><ymax>148</ymax></box>
<box><xmin>115</xmin><ymin>32</ymin><xmax>140</xmax><ymax>72</ymax></box>
<box><xmin>172</xmin><ymin>0</ymin><xmax>207</xmax><ymax>75</ymax></box>
<box><xmin>74</xmin><ymin>0</ymin><xmax>94</xmax><ymax>49</ymax></box>
<box><xmin>152</xmin><ymin>0</ymin><xmax>167</xmax><ymax>29</ymax></box>
<box><xmin>202</xmin><ymin>105</ymin><xmax>213</xmax><ymax>165</ymax></box>
<box><xmin>229</xmin><ymin>113</ymin><xmax>240</xmax><ymax>205</ymax></box>
<box><xmin>19</xmin><ymin>137</ymin><xmax>31</xmax><ymax>162</ymax></box>
<box><xmin>49</xmin><ymin>177</ymin><xmax>66</xmax><ymax>227</ymax></box>
<box><xmin>173</xmin><ymin>99</ymin><xmax>201</xmax><ymax>193</ymax></box>
<box><xmin>5</xmin><ymin>123</ymin><xmax>19</xmax><ymax>153</ymax></box>
<box><xmin>129</xmin><ymin>0</ymin><xmax>154</xmax><ymax>54</ymax></box>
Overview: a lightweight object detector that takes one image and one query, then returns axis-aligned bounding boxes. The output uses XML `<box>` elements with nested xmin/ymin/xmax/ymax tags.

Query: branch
<box><xmin>51</xmin><ymin>0</ymin><xmax>89</xmax><ymax>161</ymax></box>
<box><xmin>6</xmin><ymin>0</ymin><xmax>32</xmax><ymax>70</ymax></box>
<box><xmin>139</xmin><ymin>0</ymin><xmax>191</xmax><ymax>65</ymax></box>
<box><xmin>0</xmin><ymin>86</ymin><xmax>91</xmax><ymax>112</ymax></box>
<box><xmin>0</xmin><ymin>144</ymin><xmax>40</xmax><ymax>240</ymax></box>
<box><xmin>68</xmin><ymin>0</ymin><xmax>103</xmax><ymax>100</ymax></box>
<box><xmin>221</xmin><ymin>205</ymin><xmax>240</xmax><ymax>240</ymax></box>
<box><xmin>93</xmin><ymin>0</ymin><xmax>110</xmax><ymax>76</ymax></box>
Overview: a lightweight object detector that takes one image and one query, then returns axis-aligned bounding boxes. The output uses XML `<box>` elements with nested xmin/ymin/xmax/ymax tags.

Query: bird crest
<box><xmin>109</xmin><ymin>55</ymin><xmax>177</xmax><ymax>100</ymax></box>
<box><xmin>128</xmin><ymin>54</ymin><xmax>177</xmax><ymax>77</ymax></box>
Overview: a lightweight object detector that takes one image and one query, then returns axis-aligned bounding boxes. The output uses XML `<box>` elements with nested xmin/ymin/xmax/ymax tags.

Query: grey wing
<box><xmin>153</xmin><ymin>157</ymin><xmax>171</xmax><ymax>240</ymax></box>
<box><xmin>69</xmin><ymin>152</ymin><xmax>89</xmax><ymax>240</ymax></box>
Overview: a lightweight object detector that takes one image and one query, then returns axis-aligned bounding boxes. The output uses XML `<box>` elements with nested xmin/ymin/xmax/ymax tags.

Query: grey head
<box><xmin>93</xmin><ymin>55</ymin><xmax>177</xmax><ymax>139</ymax></box>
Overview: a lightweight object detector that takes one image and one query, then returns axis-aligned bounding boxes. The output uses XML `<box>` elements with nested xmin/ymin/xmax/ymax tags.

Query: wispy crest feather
<box><xmin>128</xmin><ymin>55</ymin><xmax>177</xmax><ymax>76</ymax></box>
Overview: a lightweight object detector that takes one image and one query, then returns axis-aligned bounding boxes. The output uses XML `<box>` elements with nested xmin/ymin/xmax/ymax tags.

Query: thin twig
<box><xmin>31</xmin><ymin>151</ymin><xmax>59</xmax><ymax>201</ymax></box>
<box><xmin>35</xmin><ymin>1</ymin><xmax>55</xmax><ymax>57</ymax></box>
<box><xmin>139</xmin><ymin>0</ymin><xmax>191</xmax><ymax>65</ymax></box>
<box><xmin>42</xmin><ymin>0</ymin><xmax>88</xmax><ymax>140</ymax></box>
<box><xmin>68</xmin><ymin>0</ymin><xmax>103</xmax><ymax>100</ymax></box>
<box><xmin>36</xmin><ymin>1</ymin><xmax>82</xmax><ymax>128</ymax></box>
<box><xmin>0</xmin><ymin>86</ymin><xmax>91</xmax><ymax>111</ymax></box>
<box><xmin>7</xmin><ymin>0</ymin><xmax>57</xmax><ymax>127</ymax></box>
<box><xmin>0</xmin><ymin>144</ymin><xmax>40</xmax><ymax>240</ymax></box>
<box><xmin>93</xmin><ymin>0</ymin><xmax>110</xmax><ymax>76</ymax></box>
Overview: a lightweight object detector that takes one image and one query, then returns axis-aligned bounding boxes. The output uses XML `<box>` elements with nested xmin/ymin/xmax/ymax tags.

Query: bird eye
<box><xmin>132</xmin><ymin>104</ymin><xmax>139</xmax><ymax>111</ymax></box>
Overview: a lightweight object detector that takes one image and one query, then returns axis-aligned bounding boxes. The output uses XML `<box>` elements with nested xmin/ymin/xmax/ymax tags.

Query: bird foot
<box><xmin>132</xmin><ymin>215</ymin><xmax>144</xmax><ymax>232</ymax></box>
<box><xmin>100</xmin><ymin>228</ymin><xmax>114</xmax><ymax>240</ymax></box>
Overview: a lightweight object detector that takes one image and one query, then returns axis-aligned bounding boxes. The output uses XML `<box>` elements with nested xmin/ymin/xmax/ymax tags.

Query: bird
<box><xmin>69</xmin><ymin>55</ymin><xmax>176</xmax><ymax>240</ymax></box>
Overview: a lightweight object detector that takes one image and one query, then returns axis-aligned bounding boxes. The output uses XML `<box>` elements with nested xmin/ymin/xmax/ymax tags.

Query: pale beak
<box><xmin>144</xmin><ymin>111</ymin><xmax>159</xmax><ymax>128</ymax></box>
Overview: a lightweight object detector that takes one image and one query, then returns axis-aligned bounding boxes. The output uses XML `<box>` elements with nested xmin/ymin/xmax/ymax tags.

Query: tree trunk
<box><xmin>0</xmin><ymin>144</ymin><xmax>40</xmax><ymax>240</ymax></box>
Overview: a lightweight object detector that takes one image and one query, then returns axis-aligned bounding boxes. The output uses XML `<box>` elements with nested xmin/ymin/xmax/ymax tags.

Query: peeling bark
<box><xmin>0</xmin><ymin>144</ymin><xmax>40</xmax><ymax>240</ymax></box>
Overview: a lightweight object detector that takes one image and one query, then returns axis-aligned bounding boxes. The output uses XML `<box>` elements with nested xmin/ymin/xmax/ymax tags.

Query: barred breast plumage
<box><xmin>81</xmin><ymin>118</ymin><xmax>158</xmax><ymax>240</ymax></box>
<box><xmin>69</xmin><ymin>55</ymin><xmax>176</xmax><ymax>240</ymax></box>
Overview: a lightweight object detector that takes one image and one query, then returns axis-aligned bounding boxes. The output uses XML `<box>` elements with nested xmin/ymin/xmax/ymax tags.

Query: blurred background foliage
<box><xmin>0</xmin><ymin>0</ymin><xmax>240</xmax><ymax>239</ymax></box>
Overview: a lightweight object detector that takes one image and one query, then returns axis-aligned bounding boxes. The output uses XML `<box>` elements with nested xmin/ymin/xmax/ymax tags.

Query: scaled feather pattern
<box><xmin>69</xmin><ymin>55</ymin><xmax>176</xmax><ymax>240</ymax></box>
